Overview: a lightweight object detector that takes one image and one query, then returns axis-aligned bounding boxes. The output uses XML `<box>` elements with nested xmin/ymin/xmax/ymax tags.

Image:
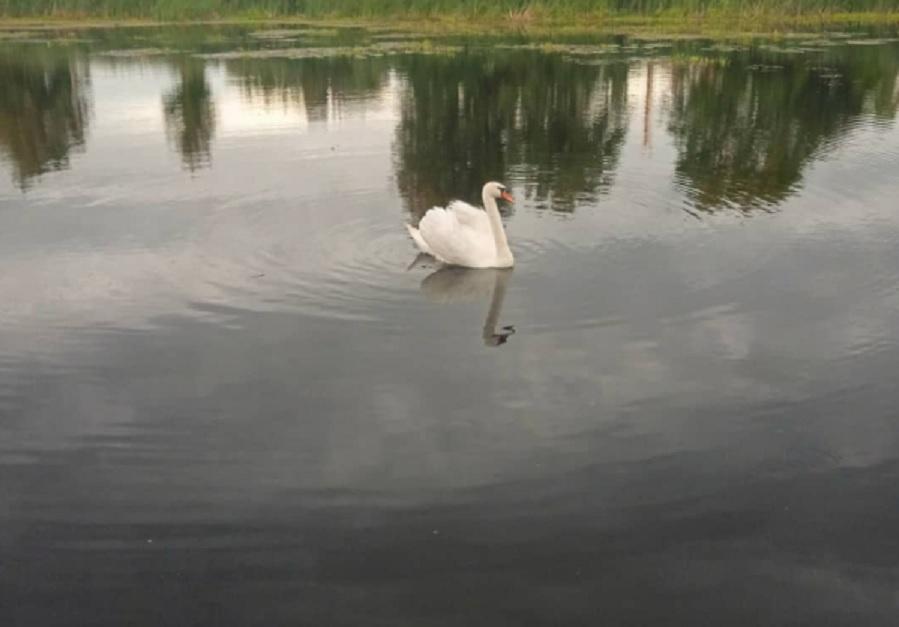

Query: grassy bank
<box><xmin>2</xmin><ymin>0</ymin><xmax>899</xmax><ymax>20</ymax></box>
<box><xmin>2</xmin><ymin>1</ymin><xmax>899</xmax><ymax>35</ymax></box>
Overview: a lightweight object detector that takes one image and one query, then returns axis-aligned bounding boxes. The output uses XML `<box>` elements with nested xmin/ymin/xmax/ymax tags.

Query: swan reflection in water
<box><xmin>413</xmin><ymin>258</ymin><xmax>515</xmax><ymax>347</ymax></box>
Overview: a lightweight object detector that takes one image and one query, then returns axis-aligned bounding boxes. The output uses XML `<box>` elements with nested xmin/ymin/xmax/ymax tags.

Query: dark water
<box><xmin>2</xmin><ymin>26</ymin><xmax>899</xmax><ymax>626</ymax></box>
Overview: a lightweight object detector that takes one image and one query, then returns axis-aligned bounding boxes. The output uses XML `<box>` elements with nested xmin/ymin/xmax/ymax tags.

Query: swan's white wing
<box><xmin>417</xmin><ymin>206</ymin><xmax>495</xmax><ymax>268</ymax></box>
<box><xmin>406</xmin><ymin>223</ymin><xmax>434</xmax><ymax>256</ymax></box>
<box><xmin>446</xmin><ymin>200</ymin><xmax>489</xmax><ymax>230</ymax></box>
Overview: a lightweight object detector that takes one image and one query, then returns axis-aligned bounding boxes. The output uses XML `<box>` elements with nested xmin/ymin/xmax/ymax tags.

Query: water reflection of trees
<box><xmin>394</xmin><ymin>53</ymin><xmax>629</xmax><ymax>215</ymax></box>
<box><xmin>163</xmin><ymin>59</ymin><xmax>215</xmax><ymax>171</ymax></box>
<box><xmin>7</xmin><ymin>38</ymin><xmax>895</xmax><ymax>215</ymax></box>
<box><xmin>225</xmin><ymin>56</ymin><xmax>391</xmax><ymax>122</ymax></box>
<box><xmin>166</xmin><ymin>45</ymin><xmax>899</xmax><ymax>214</ymax></box>
<box><xmin>668</xmin><ymin>44</ymin><xmax>899</xmax><ymax>213</ymax></box>
<box><xmin>221</xmin><ymin>53</ymin><xmax>628</xmax><ymax>213</ymax></box>
<box><xmin>0</xmin><ymin>48</ymin><xmax>90</xmax><ymax>189</ymax></box>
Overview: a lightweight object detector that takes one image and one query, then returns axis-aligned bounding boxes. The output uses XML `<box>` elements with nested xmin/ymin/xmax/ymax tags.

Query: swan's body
<box><xmin>406</xmin><ymin>182</ymin><xmax>514</xmax><ymax>268</ymax></box>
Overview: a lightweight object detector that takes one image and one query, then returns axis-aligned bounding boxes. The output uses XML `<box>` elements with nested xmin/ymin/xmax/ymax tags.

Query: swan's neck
<box><xmin>483</xmin><ymin>191</ymin><xmax>513</xmax><ymax>267</ymax></box>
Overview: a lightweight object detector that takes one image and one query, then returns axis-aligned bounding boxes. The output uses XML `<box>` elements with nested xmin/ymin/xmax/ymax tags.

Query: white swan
<box><xmin>406</xmin><ymin>181</ymin><xmax>515</xmax><ymax>268</ymax></box>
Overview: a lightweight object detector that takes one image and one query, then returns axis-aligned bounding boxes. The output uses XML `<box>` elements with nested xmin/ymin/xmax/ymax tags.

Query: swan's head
<box><xmin>484</xmin><ymin>181</ymin><xmax>514</xmax><ymax>204</ymax></box>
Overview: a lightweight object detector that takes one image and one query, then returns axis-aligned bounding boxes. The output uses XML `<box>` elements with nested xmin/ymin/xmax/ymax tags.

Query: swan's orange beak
<box><xmin>500</xmin><ymin>191</ymin><xmax>515</xmax><ymax>203</ymax></box>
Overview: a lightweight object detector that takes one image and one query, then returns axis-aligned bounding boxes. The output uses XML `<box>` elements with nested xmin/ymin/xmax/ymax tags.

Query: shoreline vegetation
<box><xmin>2</xmin><ymin>2</ymin><xmax>899</xmax><ymax>35</ymax></box>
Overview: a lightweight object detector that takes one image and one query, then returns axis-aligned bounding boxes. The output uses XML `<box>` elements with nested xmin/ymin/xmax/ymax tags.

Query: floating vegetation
<box><xmin>0</xmin><ymin>36</ymin><xmax>92</xmax><ymax>44</ymax></box>
<box><xmin>248</xmin><ymin>28</ymin><xmax>340</xmax><ymax>39</ymax></box>
<box><xmin>95</xmin><ymin>47</ymin><xmax>179</xmax><ymax>57</ymax></box>
<box><xmin>618</xmin><ymin>43</ymin><xmax>672</xmax><ymax>54</ymax></box>
<box><xmin>642</xmin><ymin>42</ymin><xmax>674</xmax><ymax>49</ymax></box>
<box><xmin>494</xmin><ymin>42</ymin><xmax>673</xmax><ymax>58</ymax></box>
<box><xmin>749</xmin><ymin>64</ymin><xmax>785</xmax><ymax>72</ymax></box>
<box><xmin>564</xmin><ymin>57</ymin><xmax>619</xmax><ymax>66</ymax></box>
<box><xmin>495</xmin><ymin>43</ymin><xmax>619</xmax><ymax>56</ymax></box>
<box><xmin>809</xmin><ymin>64</ymin><xmax>842</xmax><ymax>75</ymax></box>
<box><xmin>670</xmin><ymin>54</ymin><xmax>729</xmax><ymax>66</ymax></box>
<box><xmin>757</xmin><ymin>45</ymin><xmax>820</xmax><ymax>54</ymax></box>
<box><xmin>794</xmin><ymin>38</ymin><xmax>844</xmax><ymax>47</ymax></box>
<box><xmin>845</xmin><ymin>38</ymin><xmax>899</xmax><ymax>45</ymax></box>
<box><xmin>0</xmin><ymin>30</ymin><xmax>33</xmax><ymax>39</ymax></box>
<box><xmin>370</xmin><ymin>32</ymin><xmax>429</xmax><ymax>40</ymax></box>
<box><xmin>701</xmin><ymin>44</ymin><xmax>748</xmax><ymax>53</ymax></box>
<box><xmin>197</xmin><ymin>41</ymin><xmax>460</xmax><ymax>60</ymax></box>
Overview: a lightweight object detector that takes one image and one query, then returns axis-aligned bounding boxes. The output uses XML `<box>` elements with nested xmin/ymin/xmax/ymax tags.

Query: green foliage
<box><xmin>2</xmin><ymin>0</ymin><xmax>899</xmax><ymax>19</ymax></box>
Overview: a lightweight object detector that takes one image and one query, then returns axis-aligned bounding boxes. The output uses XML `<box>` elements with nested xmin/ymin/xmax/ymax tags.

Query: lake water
<box><xmin>2</xmin><ymin>25</ymin><xmax>899</xmax><ymax>626</ymax></box>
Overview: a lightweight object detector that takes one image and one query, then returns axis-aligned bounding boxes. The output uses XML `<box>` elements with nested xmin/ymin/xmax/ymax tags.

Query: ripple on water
<box><xmin>188</xmin><ymin>217</ymin><xmax>427</xmax><ymax>327</ymax></box>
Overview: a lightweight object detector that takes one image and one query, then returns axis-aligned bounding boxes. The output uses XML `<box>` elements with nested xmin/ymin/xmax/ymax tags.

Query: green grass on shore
<box><xmin>2</xmin><ymin>1</ymin><xmax>899</xmax><ymax>35</ymax></box>
<box><xmin>2</xmin><ymin>0</ymin><xmax>899</xmax><ymax>20</ymax></box>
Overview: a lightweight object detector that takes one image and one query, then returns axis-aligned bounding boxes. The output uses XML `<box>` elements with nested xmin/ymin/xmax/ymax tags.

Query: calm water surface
<box><xmin>2</xmin><ymin>26</ymin><xmax>899</xmax><ymax>626</ymax></box>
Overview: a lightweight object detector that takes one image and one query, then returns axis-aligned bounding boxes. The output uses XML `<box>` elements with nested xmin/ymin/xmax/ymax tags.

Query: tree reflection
<box><xmin>163</xmin><ymin>59</ymin><xmax>215</xmax><ymax>171</ymax></box>
<box><xmin>393</xmin><ymin>52</ymin><xmax>629</xmax><ymax>215</ymax></box>
<box><xmin>668</xmin><ymin>44</ymin><xmax>899</xmax><ymax>213</ymax></box>
<box><xmin>508</xmin><ymin>58</ymin><xmax>628</xmax><ymax>211</ymax></box>
<box><xmin>225</xmin><ymin>56</ymin><xmax>391</xmax><ymax>122</ymax></box>
<box><xmin>0</xmin><ymin>48</ymin><xmax>90</xmax><ymax>189</ymax></box>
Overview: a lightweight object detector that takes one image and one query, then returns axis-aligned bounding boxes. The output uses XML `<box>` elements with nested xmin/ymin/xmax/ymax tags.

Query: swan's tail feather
<box><xmin>406</xmin><ymin>223</ymin><xmax>434</xmax><ymax>256</ymax></box>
